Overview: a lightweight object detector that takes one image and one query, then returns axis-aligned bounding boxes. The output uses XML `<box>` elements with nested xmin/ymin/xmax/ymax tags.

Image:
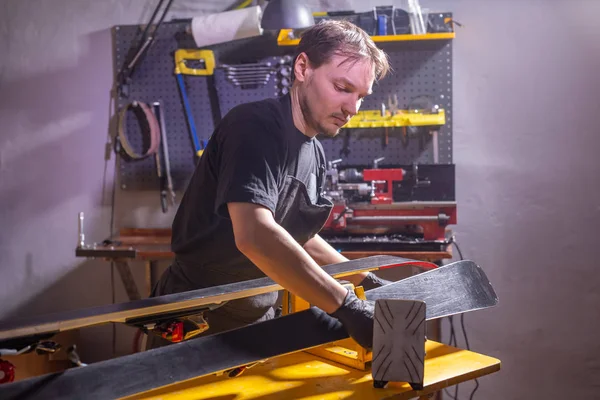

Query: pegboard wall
<box><xmin>113</xmin><ymin>15</ymin><xmax>453</xmax><ymax>191</ymax></box>
<box><xmin>321</xmin><ymin>39</ymin><xmax>453</xmax><ymax>167</ymax></box>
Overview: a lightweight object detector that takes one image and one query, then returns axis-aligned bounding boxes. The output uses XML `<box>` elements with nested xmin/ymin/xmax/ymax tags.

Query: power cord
<box><xmin>103</xmin><ymin>92</ymin><xmax>119</xmax><ymax>358</ymax></box>
<box><xmin>443</xmin><ymin>236</ymin><xmax>479</xmax><ymax>400</ymax></box>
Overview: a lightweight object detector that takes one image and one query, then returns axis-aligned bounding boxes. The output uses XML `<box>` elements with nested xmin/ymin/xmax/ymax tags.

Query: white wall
<box><xmin>0</xmin><ymin>0</ymin><xmax>236</xmax><ymax>361</ymax></box>
<box><xmin>428</xmin><ymin>1</ymin><xmax>600</xmax><ymax>399</ymax></box>
<box><xmin>1</xmin><ymin>0</ymin><xmax>599</xmax><ymax>397</ymax></box>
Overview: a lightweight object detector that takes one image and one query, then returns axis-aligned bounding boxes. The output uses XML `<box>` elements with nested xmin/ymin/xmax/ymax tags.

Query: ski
<box><xmin>0</xmin><ymin>256</ymin><xmax>434</xmax><ymax>348</ymax></box>
<box><xmin>0</xmin><ymin>260</ymin><xmax>498</xmax><ymax>400</ymax></box>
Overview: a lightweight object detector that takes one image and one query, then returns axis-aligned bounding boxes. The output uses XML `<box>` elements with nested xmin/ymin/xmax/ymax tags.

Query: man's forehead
<box><xmin>328</xmin><ymin>54</ymin><xmax>372</xmax><ymax>70</ymax></box>
<box><xmin>325</xmin><ymin>55</ymin><xmax>374</xmax><ymax>90</ymax></box>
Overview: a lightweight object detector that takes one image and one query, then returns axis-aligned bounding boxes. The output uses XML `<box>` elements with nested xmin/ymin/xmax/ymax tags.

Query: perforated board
<box><xmin>112</xmin><ymin>16</ymin><xmax>453</xmax><ymax>191</ymax></box>
<box><xmin>322</xmin><ymin>39</ymin><xmax>453</xmax><ymax>168</ymax></box>
<box><xmin>114</xmin><ymin>23</ymin><xmax>203</xmax><ymax>191</ymax></box>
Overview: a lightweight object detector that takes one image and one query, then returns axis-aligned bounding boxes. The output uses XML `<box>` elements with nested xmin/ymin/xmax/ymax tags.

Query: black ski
<box><xmin>0</xmin><ymin>255</ymin><xmax>433</xmax><ymax>348</ymax></box>
<box><xmin>0</xmin><ymin>260</ymin><xmax>497</xmax><ymax>400</ymax></box>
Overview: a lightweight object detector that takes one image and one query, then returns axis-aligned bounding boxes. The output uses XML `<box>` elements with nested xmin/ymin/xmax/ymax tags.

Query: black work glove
<box><xmin>358</xmin><ymin>272</ymin><xmax>393</xmax><ymax>291</ymax></box>
<box><xmin>329</xmin><ymin>289</ymin><xmax>375</xmax><ymax>349</ymax></box>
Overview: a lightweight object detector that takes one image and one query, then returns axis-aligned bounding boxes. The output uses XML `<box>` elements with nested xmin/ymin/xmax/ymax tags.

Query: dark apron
<box><xmin>147</xmin><ymin>175</ymin><xmax>332</xmax><ymax>348</ymax></box>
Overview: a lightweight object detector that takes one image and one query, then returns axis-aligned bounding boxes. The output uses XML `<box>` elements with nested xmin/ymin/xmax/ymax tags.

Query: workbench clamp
<box><xmin>372</xmin><ymin>299</ymin><xmax>427</xmax><ymax>390</ymax></box>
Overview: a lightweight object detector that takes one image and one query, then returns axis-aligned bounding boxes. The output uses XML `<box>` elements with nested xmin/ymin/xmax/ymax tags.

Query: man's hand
<box><xmin>358</xmin><ymin>272</ymin><xmax>393</xmax><ymax>291</ymax></box>
<box><xmin>329</xmin><ymin>289</ymin><xmax>375</xmax><ymax>349</ymax></box>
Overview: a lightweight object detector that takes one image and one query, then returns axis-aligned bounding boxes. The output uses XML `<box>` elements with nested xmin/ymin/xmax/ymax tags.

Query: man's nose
<box><xmin>342</xmin><ymin>95</ymin><xmax>360</xmax><ymax>117</ymax></box>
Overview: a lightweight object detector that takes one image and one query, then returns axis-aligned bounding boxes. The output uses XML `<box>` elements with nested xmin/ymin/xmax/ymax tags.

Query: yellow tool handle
<box><xmin>174</xmin><ymin>49</ymin><xmax>215</xmax><ymax>76</ymax></box>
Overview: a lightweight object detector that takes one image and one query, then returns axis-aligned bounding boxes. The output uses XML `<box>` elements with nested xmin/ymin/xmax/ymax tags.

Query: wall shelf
<box><xmin>345</xmin><ymin>109</ymin><xmax>446</xmax><ymax>128</ymax></box>
<box><xmin>277</xmin><ymin>29</ymin><xmax>455</xmax><ymax>46</ymax></box>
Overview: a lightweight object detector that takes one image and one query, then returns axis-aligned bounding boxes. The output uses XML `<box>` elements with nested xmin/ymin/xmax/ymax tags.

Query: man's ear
<box><xmin>293</xmin><ymin>52</ymin><xmax>310</xmax><ymax>82</ymax></box>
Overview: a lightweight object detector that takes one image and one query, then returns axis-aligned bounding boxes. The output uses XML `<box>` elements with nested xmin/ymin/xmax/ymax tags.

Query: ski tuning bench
<box><xmin>0</xmin><ymin>259</ymin><xmax>499</xmax><ymax>398</ymax></box>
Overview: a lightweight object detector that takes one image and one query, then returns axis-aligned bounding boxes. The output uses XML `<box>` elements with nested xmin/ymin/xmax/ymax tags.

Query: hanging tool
<box><xmin>431</xmin><ymin>127</ymin><xmax>439</xmax><ymax>163</ymax></box>
<box><xmin>428</xmin><ymin>104</ymin><xmax>441</xmax><ymax>163</ymax></box>
<box><xmin>340</xmin><ymin>130</ymin><xmax>351</xmax><ymax>157</ymax></box>
<box><xmin>387</xmin><ymin>94</ymin><xmax>399</xmax><ymax>116</ymax></box>
<box><xmin>152</xmin><ymin>102</ymin><xmax>176</xmax><ymax>211</ymax></box>
<box><xmin>407</xmin><ymin>95</ymin><xmax>440</xmax><ymax>158</ymax></box>
<box><xmin>381</xmin><ymin>103</ymin><xmax>388</xmax><ymax>149</ymax></box>
<box><xmin>221</xmin><ymin>62</ymin><xmax>273</xmax><ymax>70</ymax></box>
<box><xmin>152</xmin><ymin>137</ymin><xmax>166</xmax><ymax>211</ymax></box>
<box><xmin>222</xmin><ymin>62</ymin><xmax>276</xmax><ymax>88</ymax></box>
<box><xmin>117</xmin><ymin>0</ymin><xmax>175</xmax><ymax>97</ymax></box>
<box><xmin>228</xmin><ymin>78</ymin><xmax>270</xmax><ymax>87</ymax></box>
<box><xmin>117</xmin><ymin>101</ymin><xmax>161</xmax><ymax>160</ymax></box>
<box><xmin>387</xmin><ymin>93</ymin><xmax>405</xmax><ymax>146</ymax></box>
<box><xmin>174</xmin><ymin>49</ymin><xmax>215</xmax><ymax>158</ymax></box>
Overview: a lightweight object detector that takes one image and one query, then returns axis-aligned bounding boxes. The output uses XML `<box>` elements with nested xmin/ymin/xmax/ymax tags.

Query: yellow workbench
<box><xmin>123</xmin><ymin>341</ymin><xmax>500</xmax><ymax>400</ymax></box>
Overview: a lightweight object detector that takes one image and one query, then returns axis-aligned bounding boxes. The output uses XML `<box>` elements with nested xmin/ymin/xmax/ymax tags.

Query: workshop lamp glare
<box><xmin>261</xmin><ymin>0</ymin><xmax>314</xmax><ymax>30</ymax></box>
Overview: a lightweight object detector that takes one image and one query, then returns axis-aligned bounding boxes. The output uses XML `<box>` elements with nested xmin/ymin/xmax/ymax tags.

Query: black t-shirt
<box><xmin>171</xmin><ymin>94</ymin><xmax>327</xmax><ymax>268</ymax></box>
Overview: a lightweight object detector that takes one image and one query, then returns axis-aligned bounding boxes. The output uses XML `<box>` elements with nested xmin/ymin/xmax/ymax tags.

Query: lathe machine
<box><xmin>320</xmin><ymin>158</ymin><xmax>457</xmax><ymax>252</ymax></box>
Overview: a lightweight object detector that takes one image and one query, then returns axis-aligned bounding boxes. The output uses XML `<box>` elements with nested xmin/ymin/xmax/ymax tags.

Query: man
<box><xmin>150</xmin><ymin>20</ymin><xmax>391</xmax><ymax>349</ymax></box>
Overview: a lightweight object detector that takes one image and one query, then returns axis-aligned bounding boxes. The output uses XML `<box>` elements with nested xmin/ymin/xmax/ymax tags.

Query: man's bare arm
<box><xmin>303</xmin><ymin>234</ymin><xmax>368</xmax><ymax>286</ymax></box>
<box><xmin>228</xmin><ymin>202</ymin><xmax>347</xmax><ymax>313</ymax></box>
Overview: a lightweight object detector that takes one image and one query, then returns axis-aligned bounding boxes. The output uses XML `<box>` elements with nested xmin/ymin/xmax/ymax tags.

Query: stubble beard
<box><xmin>298</xmin><ymin>80</ymin><xmax>341</xmax><ymax>138</ymax></box>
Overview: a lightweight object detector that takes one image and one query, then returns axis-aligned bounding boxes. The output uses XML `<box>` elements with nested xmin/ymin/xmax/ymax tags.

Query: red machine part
<box><xmin>160</xmin><ymin>321</ymin><xmax>185</xmax><ymax>343</ymax></box>
<box><xmin>0</xmin><ymin>359</ymin><xmax>15</xmax><ymax>384</ymax></box>
<box><xmin>349</xmin><ymin>205</ymin><xmax>457</xmax><ymax>240</ymax></box>
<box><xmin>362</xmin><ymin>168</ymin><xmax>404</xmax><ymax>205</ymax></box>
<box><xmin>323</xmin><ymin>203</ymin><xmax>457</xmax><ymax>241</ymax></box>
<box><xmin>324</xmin><ymin>204</ymin><xmax>349</xmax><ymax>230</ymax></box>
